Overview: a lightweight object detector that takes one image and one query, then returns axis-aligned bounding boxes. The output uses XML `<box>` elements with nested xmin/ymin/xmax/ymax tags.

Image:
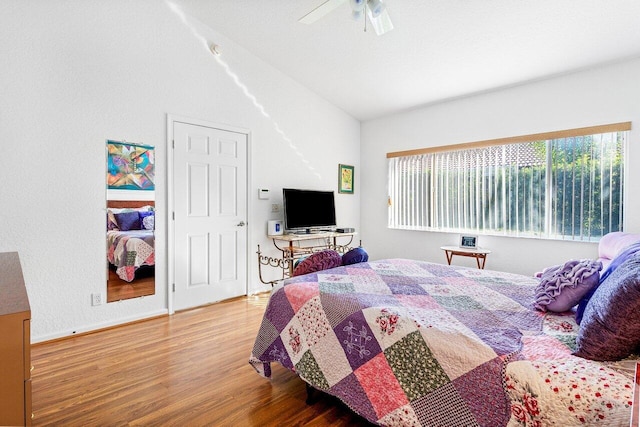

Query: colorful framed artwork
<box><xmin>107</xmin><ymin>140</ymin><xmax>155</xmax><ymax>190</ymax></box>
<box><xmin>338</xmin><ymin>164</ymin><xmax>354</xmax><ymax>194</ymax></box>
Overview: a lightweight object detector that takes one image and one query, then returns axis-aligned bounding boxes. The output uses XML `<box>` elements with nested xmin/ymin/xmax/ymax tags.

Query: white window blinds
<box><xmin>388</xmin><ymin>124</ymin><xmax>628</xmax><ymax>241</ymax></box>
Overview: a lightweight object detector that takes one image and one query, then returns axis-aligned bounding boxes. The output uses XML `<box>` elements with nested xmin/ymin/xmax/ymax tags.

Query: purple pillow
<box><xmin>293</xmin><ymin>250</ymin><xmax>342</xmax><ymax>277</ymax></box>
<box><xmin>114</xmin><ymin>211</ymin><xmax>141</xmax><ymax>231</ymax></box>
<box><xmin>342</xmin><ymin>247</ymin><xmax>369</xmax><ymax>266</ymax></box>
<box><xmin>573</xmin><ymin>252</ymin><xmax>640</xmax><ymax>361</ymax></box>
<box><xmin>576</xmin><ymin>241</ymin><xmax>640</xmax><ymax>324</ymax></box>
<box><xmin>533</xmin><ymin>259</ymin><xmax>602</xmax><ymax>312</ymax></box>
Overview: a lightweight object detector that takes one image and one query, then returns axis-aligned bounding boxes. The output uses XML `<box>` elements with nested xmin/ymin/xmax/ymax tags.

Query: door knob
<box><xmin>237</xmin><ymin>221</ymin><xmax>246</xmax><ymax>226</ymax></box>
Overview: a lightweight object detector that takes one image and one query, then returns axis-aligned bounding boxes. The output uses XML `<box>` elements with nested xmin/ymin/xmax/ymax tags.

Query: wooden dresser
<box><xmin>0</xmin><ymin>252</ymin><xmax>32</xmax><ymax>426</ymax></box>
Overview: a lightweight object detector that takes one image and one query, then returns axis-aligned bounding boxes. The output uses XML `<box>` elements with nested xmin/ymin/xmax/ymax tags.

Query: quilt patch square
<box><xmin>284</xmin><ymin>281</ymin><xmax>320</xmax><ymax>313</ymax></box>
<box><xmin>354</xmin><ymin>352</ymin><xmax>409</xmax><ymax>419</ymax></box>
<box><xmin>318</xmin><ymin>281</ymin><xmax>356</xmax><ymax>294</ymax></box>
<box><xmin>320</xmin><ymin>293</ymin><xmax>362</xmax><ymax>328</ymax></box>
<box><xmin>335</xmin><ymin>311</ymin><xmax>382</xmax><ymax>370</ymax></box>
<box><xmin>260</xmin><ymin>336</ymin><xmax>294</xmax><ymax>370</ymax></box>
<box><xmin>420</xmin><ymin>282</ymin><xmax>468</xmax><ymax>297</ymax></box>
<box><xmin>317</xmin><ymin>272</ymin><xmax>351</xmax><ymax>285</ymax></box>
<box><xmin>453</xmin><ymin>357</ymin><xmax>510</xmax><ymax>425</ymax></box>
<box><xmin>386</xmin><ymin>282</ymin><xmax>430</xmax><ymax>295</ymax></box>
<box><xmin>384</xmin><ymin>330</ymin><xmax>450</xmax><ymax>400</ymax></box>
<box><xmin>251</xmin><ymin>316</ymin><xmax>279</xmax><ymax>360</ymax></box>
<box><xmin>295</xmin><ymin>350</ymin><xmax>330</xmax><ymax>391</ymax></box>
<box><xmin>395</xmin><ymin>294</ymin><xmax>440</xmax><ymax>310</ymax></box>
<box><xmin>280</xmin><ymin>316</ymin><xmax>308</xmax><ymax>365</ymax></box>
<box><xmin>378</xmin><ymin>403</ymin><xmax>421</xmax><ymax>427</ymax></box>
<box><xmin>409</xmin><ymin>307</ymin><xmax>462</xmax><ymax>331</ymax></box>
<box><xmin>355</xmin><ymin>293</ymin><xmax>400</xmax><ymax>310</ymax></box>
<box><xmin>473</xmin><ymin>326</ymin><xmax>523</xmax><ymax>356</ymax></box>
<box><xmin>309</xmin><ymin>330</ymin><xmax>353</xmax><ymax>387</ymax></box>
<box><xmin>296</xmin><ymin>296</ymin><xmax>331</xmax><ymax>347</ymax></box>
<box><xmin>330</xmin><ymin>373</ymin><xmax>378</xmax><ymax>422</ymax></box>
<box><xmin>363</xmin><ymin>306</ymin><xmax>419</xmax><ymax>350</ymax></box>
<box><xmin>411</xmin><ymin>382</ymin><xmax>478</xmax><ymax>427</ymax></box>
<box><xmin>521</xmin><ymin>335</ymin><xmax>573</xmax><ymax>360</ymax></box>
<box><xmin>369</xmin><ymin>262</ymin><xmax>404</xmax><ymax>276</ymax></box>
<box><xmin>432</xmin><ymin>295</ymin><xmax>485</xmax><ymax>310</ymax></box>
<box><xmin>491</xmin><ymin>309</ymin><xmax>543</xmax><ymax>332</ymax></box>
<box><xmin>351</xmin><ymin>276</ymin><xmax>393</xmax><ymax>294</ymax></box>
<box><xmin>419</xmin><ymin>263</ymin><xmax>465</xmax><ymax>277</ymax></box>
<box><xmin>461</xmin><ymin>286</ymin><xmax>518</xmax><ymax>309</ymax></box>
<box><xmin>264</xmin><ymin>288</ymin><xmax>296</xmax><ymax>333</ymax></box>
<box><xmin>388</xmin><ymin>259</ymin><xmax>436</xmax><ymax>277</ymax></box>
<box><xmin>419</xmin><ymin>317</ymin><xmax>496</xmax><ymax>381</ymax></box>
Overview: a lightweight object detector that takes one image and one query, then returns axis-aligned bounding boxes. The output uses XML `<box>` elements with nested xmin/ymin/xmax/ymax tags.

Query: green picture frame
<box><xmin>338</xmin><ymin>164</ymin><xmax>354</xmax><ymax>194</ymax></box>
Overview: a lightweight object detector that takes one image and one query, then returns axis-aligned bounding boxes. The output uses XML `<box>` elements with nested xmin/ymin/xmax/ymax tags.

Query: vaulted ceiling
<box><xmin>174</xmin><ymin>0</ymin><xmax>640</xmax><ymax>121</ymax></box>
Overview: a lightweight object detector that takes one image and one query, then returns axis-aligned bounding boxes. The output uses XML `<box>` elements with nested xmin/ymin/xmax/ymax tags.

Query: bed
<box><xmin>106</xmin><ymin>200</ymin><xmax>155</xmax><ymax>282</ymax></box>
<box><xmin>249</xmin><ymin>255</ymin><xmax>639</xmax><ymax>426</ymax></box>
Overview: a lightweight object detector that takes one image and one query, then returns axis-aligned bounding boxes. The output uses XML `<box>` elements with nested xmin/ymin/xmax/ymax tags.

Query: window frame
<box><xmin>387</xmin><ymin>122</ymin><xmax>630</xmax><ymax>241</ymax></box>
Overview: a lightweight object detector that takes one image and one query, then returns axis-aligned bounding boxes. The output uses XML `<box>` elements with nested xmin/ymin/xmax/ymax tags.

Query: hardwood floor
<box><xmin>31</xmin><ymin>294</ymin><xmax>372</xmax><ymax>426</ymax></box>
<box><xmin>107</xmin><ymin>265</ymin><xmax>155</xmax><ymax>303</ymax></box>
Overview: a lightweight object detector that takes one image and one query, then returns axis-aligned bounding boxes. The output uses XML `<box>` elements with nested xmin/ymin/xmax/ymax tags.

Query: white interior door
<box><xmin>172</xmin><ymin>120</ymin><xmax>248</xmax><ymax>311</ymax></box>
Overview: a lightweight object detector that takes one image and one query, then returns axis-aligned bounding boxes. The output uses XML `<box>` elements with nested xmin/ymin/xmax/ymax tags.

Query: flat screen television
<box><xmin>283</xmin><ymin>188</ymin><xmax>336</xmax><ymax>232</ymax></box>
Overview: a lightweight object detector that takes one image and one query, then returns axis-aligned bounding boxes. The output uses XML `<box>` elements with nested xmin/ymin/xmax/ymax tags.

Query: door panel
<box><xmin>173</xmin><ymin>121</ymin><xmax>247</xmax><ymax>310</ymax></box>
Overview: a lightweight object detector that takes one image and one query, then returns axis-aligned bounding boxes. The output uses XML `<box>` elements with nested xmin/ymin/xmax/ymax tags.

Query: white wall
<box><xmin>0</xmin><ymin>1</ymin><xmax>359</xmax><ymax>342</ymax></box>
<box><xmin>361</xmin><ymin>58</ymin><xmax>640</xmax><ymax>276</ymax></box>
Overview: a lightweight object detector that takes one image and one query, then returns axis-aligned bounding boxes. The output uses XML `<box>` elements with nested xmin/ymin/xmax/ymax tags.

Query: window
<box><xmin>388</xmin><ymin>123</ymin><xmax>629</xmax><ymax>241</ymax></box>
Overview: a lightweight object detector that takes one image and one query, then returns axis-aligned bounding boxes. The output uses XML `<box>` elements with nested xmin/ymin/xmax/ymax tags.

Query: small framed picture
<box><xmin>460</xmin><ymin>235</ymin><xmax>478</xmax><ymax>248</ymax></box>
<box><xmin>338</xmin><ymin>164</ymin><xmax>354</xmax><ymax>194</ymax></box>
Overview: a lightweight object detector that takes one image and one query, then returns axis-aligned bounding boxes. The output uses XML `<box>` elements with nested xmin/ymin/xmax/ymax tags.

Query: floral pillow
<box><xmin>573</xmin><ymin>252</ymin><xmax>640</xmax><ymax>361</ymax></box>
<box><xmin>139</xmin><ymin>211</ymin><xmax>155</xmax><ymax>230</ymax></box>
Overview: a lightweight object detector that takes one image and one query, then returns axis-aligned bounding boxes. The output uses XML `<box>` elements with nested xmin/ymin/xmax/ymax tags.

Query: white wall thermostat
<box><xmin>258</xmin><ymin>188</ymin><xmax>270</xmax><ymax>200</ymax></box>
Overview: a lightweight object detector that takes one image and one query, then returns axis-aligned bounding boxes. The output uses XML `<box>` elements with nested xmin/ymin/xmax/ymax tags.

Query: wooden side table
<box><xmin>440</xmin><ymin>245</ymin><xmax>491</xmax><ymax>269</ymax></box>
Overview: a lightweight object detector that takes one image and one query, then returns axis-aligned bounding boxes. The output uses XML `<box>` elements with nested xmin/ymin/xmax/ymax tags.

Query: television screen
<box><xmin>283</xmin><ymin>188</ymin><xmax>336</xmax><ymax>231</ymax></box>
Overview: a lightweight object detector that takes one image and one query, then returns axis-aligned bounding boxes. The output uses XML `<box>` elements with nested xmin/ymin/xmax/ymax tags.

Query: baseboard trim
<box><xmin>31</xmin><ymin>309</ymin><xmax>169</xmax><ymax>344</ymax></box>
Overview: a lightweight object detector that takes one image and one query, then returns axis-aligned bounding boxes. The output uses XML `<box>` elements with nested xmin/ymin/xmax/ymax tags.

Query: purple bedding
<box><xmin>249</xmin><ymin>259</ymin><xmax>635</xmax><ymax>426</ymax></box>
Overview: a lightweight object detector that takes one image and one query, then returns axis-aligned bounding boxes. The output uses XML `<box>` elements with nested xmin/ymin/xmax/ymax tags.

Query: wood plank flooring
<box><xmin>107</xmin><ymin>266</ymin><xmax>155</xmax><ymax>303</ymax></box>
<box><xmin>31</xmin><ymin>294</ymin><xmax>372</xmax><ymax>426</ymax></box>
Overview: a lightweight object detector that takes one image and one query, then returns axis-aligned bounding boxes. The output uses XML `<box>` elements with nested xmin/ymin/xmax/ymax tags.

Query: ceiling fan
<box><xmin>299</xmin><ymin>0</ymin><xmax>393</xmax><ymax>36</ymax></box>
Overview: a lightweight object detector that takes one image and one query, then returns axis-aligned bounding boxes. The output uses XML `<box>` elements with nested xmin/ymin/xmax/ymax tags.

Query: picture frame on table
<box><xmin>460</xmin><ymin>235</ymin><xmax>478</xmax><ymax>248</ymax></box>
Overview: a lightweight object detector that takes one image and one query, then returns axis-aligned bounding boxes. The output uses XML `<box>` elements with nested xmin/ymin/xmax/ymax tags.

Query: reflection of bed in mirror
<box><xmin>106</xmin><ymin>200</ymin><xmax>155</xmax><ymax>302</ymax></box>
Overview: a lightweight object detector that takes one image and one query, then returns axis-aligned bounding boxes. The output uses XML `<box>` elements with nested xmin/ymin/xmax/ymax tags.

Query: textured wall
<box><xmin>361</xmin><ymin>58</ymin><xmax>640</xmax><ymax>276</ymax></box>
<box><xmin>0</xmin><ymin>1</ymin><xmax>360</xmax><ymax>342</ymax></box>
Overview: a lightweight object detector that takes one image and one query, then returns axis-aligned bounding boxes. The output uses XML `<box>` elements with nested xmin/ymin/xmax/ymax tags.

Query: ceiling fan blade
<box><xmin>299</xmin><ymin>0</ymin><xmax>347</xmax><ymax>24</ymax></box>
<box><xmin>367</xmin><ymin>7</ymin><xmax>393</xmax><ymax>35</ymax></box>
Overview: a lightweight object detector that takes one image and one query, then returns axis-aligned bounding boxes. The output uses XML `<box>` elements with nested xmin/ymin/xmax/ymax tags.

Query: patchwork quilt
<box><xmin>249</xmin><ymin>259</ymin><xmax>635</xmax><ymax>426</ymax></box>
<box><xmin>107</xmin><ymin>230</ymin><xmax>155</xmax><ymax>282</ymax></box>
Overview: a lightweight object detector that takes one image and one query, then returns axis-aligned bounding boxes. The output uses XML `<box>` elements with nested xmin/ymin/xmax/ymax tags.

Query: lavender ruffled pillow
<box><xmin>574</xmin><ymin>252</ymin><xmax>640</xmax><ymax>361</ymax></box>
<box><xmin>293</xmin><ymin>250</ymin><xmax>342</xmax><ymax>277</ymax></box>
<box><xmin>533</xmin><ymin>259</ymin><xmax>602</xmax><ymax>312</ymax></box>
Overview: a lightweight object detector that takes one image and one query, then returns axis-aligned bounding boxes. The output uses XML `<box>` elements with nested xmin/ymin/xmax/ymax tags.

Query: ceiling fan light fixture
<box><xmin>349</xmin><ymin>0</ymin><xmax>366</xmax><ymax>12</ymax></box>
<box><xmin>351</xmin><ymin>9</ymin><xmax>364</xmax><ymax>20</ymax></box>
<box><xmin>367</xmin><ymin>0</ymin><xmax>385</xmax><ymax>18</ymax></box>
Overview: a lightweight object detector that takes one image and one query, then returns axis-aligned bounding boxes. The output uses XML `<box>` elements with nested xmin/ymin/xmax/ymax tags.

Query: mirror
<box><xmin>106</xmin><ymin>140</ymin><xmax>156</xmax><ymax>302</ymax></box>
